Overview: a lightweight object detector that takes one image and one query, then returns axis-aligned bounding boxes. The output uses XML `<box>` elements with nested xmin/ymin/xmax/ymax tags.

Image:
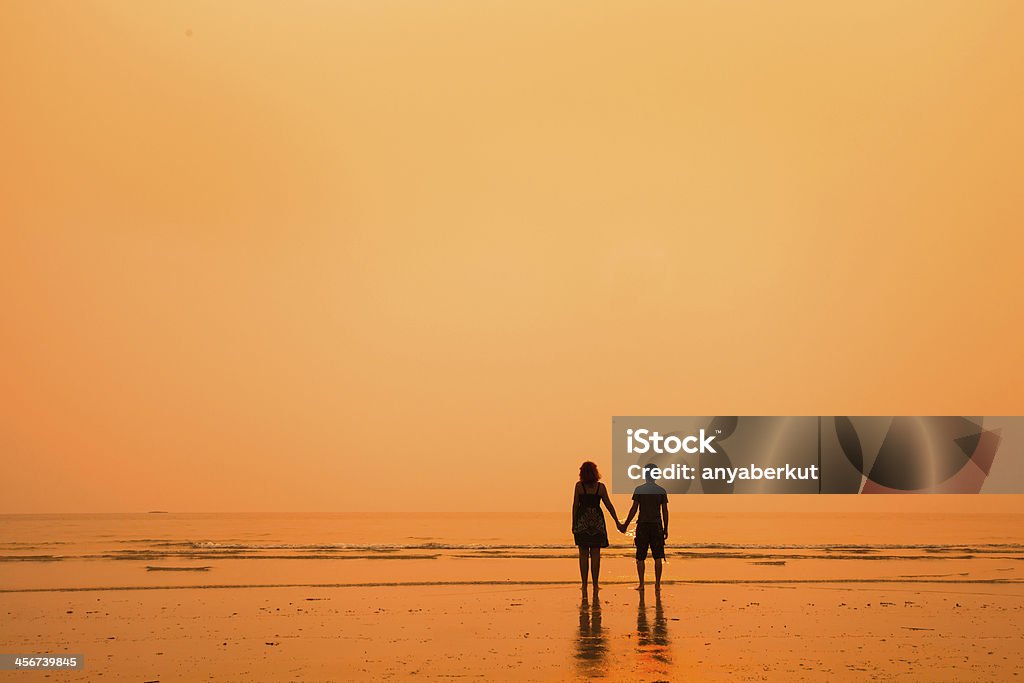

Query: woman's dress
<box><xmin>573</xmin><ymin>483</ymin><xmax>609</xmax><ymax>548</ymax></box>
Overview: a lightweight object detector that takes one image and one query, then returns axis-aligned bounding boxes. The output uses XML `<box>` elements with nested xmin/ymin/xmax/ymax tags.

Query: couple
<box><xmin>572</xmin><ymin>461</ymin><xmax>669</xmax><ymax>592</ymax></box>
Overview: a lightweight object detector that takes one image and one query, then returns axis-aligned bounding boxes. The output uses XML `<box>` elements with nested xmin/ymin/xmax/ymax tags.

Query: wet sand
<box><xmin>4</xmin><ymin>579</ymin><xmax>1023</xmax><ymax>681</ymax></box>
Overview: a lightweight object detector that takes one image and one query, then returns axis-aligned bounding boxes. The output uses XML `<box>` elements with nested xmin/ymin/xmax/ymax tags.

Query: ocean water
<box><xmin>1</xmin><ymin>512</ymin><xmax>1022</xmax><ymax>592</ymax></box>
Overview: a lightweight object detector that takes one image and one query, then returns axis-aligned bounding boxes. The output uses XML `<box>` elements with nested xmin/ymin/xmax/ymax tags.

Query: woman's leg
<box><xmin>590</xmin><ymin>547</ymin><xmax>601</xmax><ymax>590</ymax></box>
<box><xmin>578</xmin><ymin>547</ymin><xmax>589</xmax><ymax>588</ymax></box>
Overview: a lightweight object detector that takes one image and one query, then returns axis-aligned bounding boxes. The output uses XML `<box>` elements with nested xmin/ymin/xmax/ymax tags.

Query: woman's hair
<box><xmin>579</xmin><ymin>461</ymin><xmax>601</xmax><ymax>484</ymax></box>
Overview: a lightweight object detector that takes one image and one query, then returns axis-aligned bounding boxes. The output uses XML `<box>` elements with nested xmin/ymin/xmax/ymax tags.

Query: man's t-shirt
<box><xmin>632</xmin><ymin>482</ymin><xmax>668</xmax><ymax>527</ymax></box>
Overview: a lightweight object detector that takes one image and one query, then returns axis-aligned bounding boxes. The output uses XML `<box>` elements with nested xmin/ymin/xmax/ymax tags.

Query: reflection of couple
<box><xmin>574</xmin><ymin>587</ymin><xmax>673</xmax><ymax>676</ymax></box>
<box><xmin>572</xmin><ymin>461</ymin><xmax>670</xmax><ymax>592</ymax></box>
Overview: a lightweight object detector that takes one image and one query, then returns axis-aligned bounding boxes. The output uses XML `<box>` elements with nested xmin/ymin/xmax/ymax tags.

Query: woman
<box><xmin>572</xmin><ymin>461</ymin><xmax>621</xmax><ymax>592</ymax></box>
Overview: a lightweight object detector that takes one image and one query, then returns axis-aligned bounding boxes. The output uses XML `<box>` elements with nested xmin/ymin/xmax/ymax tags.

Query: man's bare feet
<box><xmin>634</xmin><ymin>583</ymin><xmax>644</xmax><ymax>591</ymax></box>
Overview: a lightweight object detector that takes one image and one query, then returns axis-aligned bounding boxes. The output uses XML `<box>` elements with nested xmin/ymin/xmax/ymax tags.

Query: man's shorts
<box><xmin>634</xmin><ymin>523</ymin><xmax>665</xmax><ymax>561</ymax></box>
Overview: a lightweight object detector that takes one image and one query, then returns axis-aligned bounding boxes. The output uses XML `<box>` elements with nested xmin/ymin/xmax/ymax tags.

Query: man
<box><xmin>618</xmin><ymin>463</ymin><xmax>669</xmax><ymax>591</ymax></box>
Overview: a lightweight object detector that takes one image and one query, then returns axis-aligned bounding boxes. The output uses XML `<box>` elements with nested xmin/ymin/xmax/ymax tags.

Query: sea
<box><xmin>2</xmin><ymin>512</ymin><xmax>1022</xmax><ymax>593</ymax></box>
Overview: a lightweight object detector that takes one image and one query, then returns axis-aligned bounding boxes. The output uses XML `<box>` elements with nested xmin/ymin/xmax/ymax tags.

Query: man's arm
<box><xmin>661</xmin><ymin>497</ymin><xmax>669</xmax><ymax>540</ymax></box>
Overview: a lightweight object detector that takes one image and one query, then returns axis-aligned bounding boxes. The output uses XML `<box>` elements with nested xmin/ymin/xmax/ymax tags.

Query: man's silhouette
<box><xmin>619</xmin><ymin>464</ymin><xmax>669</xmax><ymax>591</ymax></box>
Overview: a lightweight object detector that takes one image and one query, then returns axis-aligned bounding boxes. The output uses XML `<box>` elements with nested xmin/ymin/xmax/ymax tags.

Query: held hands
<box><xmin>616</xmin><ymin>520</ymin><xmax>628</xmax><ymax>534</ymax></box>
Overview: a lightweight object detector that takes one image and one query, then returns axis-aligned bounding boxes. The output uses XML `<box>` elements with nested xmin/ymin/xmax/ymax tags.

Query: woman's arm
<box><xmin>600</xmin><ymin>484</ymin><xmax>620</xmax><ymax>526</ymax></box>
<box><xmin>570</xmin><ymin>483</ymin><xmax>580</xmax><ymax>531</ymax></box>
<box><xmin>623</xmin><ymin>500</ymin><xmax>639</xmax><ymax>527</ymax></box>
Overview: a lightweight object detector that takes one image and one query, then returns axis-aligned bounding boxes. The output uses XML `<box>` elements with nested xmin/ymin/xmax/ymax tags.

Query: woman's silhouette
<box><xmin>572</xmin><ymin>461</ymin><xmax>622</xmax><ymax>592</ymax></box>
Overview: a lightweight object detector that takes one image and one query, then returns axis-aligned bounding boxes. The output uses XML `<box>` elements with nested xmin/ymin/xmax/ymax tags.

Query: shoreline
<box><xmin>5</xmin><ymin>576</ymin><xmax>1022</xmax><ymax>594</ymax></box>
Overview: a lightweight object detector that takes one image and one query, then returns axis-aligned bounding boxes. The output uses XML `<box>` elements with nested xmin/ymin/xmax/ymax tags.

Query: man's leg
<box><xmin>635</xmin><ymin>541</ymin><xmax>647</xmax><ymax>590</ymax></box>
<box><xmin>653</xmin><ymin>540</ymin><xmax>665</xmax><ymax>590</ymax></box>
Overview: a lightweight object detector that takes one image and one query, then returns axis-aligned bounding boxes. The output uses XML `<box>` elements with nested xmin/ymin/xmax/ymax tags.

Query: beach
<box><xmin>4</xmin><ymin>581</ymin><xmax>1023</xmax><ymax>681</ymax></box>
<box><xmin>2</xmin><ymin>513</ymin><xmax>1023</xmax><ymax>680</ymax></box>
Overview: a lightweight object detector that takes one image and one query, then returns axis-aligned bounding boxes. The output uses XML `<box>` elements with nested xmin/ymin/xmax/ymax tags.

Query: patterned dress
<box><xmin>573</xmin><ymin>483</ymin><xmax>609</xmax><ymax>548</ymax></box>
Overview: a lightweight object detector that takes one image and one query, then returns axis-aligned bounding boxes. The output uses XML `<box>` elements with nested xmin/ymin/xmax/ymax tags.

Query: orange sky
<box><xmin>2</xmin><ymin>1</ymin><xmax>1023</xmax><ymax>512</ymax></box>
